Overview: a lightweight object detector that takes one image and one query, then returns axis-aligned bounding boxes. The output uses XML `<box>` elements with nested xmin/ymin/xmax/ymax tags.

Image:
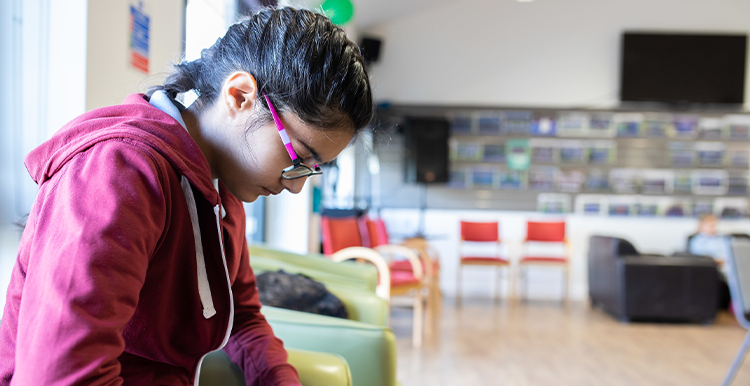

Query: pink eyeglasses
<box><xmin>263</xmin><ymin>92</ymin><xmax>323</xmax><ymax>180</ymax></box>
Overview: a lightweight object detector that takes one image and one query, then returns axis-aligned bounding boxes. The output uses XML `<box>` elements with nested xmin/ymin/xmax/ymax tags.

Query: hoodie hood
<box><xmin>25</xmin><ymin>93</ymin><xmax>219</xmax><ymax>205</ymax></box>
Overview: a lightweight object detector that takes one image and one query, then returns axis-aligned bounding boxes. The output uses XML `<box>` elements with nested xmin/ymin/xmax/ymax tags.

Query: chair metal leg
<box><xmin>456</xmin><ymin>264</ymin><xmax>462</xmax><ymax>307</ymax></box>
<box><xmin>722</xmin><ymin>330</ymin><xmax>750</xmax><ymax>386</ymax></box>
<box><xmin>510</xmin><ymin>264</ymin><xmax>517</xmax><ymax>304</ymax></box>
<box><xmin>521</xmin><ymin>265</ymin><xmax>528</xmax><ymax>303</ymax></box>
<box><xmin>495</xmin><ymin>265</ymin><xmax>502</xmax><ymax>305</ymax></box>
<box><xmin>561</xmin><ymin>266</ymin><xmax>568</xmax><ymax>306</ymax></box>
<box><xmin>412</xmin><ymin>291</ymin><xmax>424</xmax><ymax>348</ymax></box>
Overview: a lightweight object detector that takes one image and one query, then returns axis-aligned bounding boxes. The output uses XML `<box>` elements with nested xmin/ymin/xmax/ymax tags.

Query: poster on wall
<box><xmin>528</xmin><ymin>167</ymin><xmax>557</xmax><ymax>191</ymax></box>
<box><xmin>557</xmin><ymin>112</ymin><xmax>590</xmax><ymax>137</ymax></box>
<box><xmin>483</xmin><ymin>143</ymin><xmax>506</xmax><ymax>163</ymax></box>
<box><xmin>585</xmin><ymin>169</ymin><xmax>610</xmax><ymax>192</ymax></box>
<box><xmin>668</xmin><ymin>142</ymin><xmax>694</xmax><ymax>167</ymax></box>
<box><xmin>672</xmin><ymin>115</ymin><xmax>699</xmax><ymax>139</ymax></box>
<box><xmin>672</xmin><ymin>171</ymin><xmax>692</xmax><ymax>194</ymax></box>
<box><xmin>695</xmin><ymin>142</ymin><xmax>726</xmax><ymax>167</ymax></box>
<box><xmin>498</xmin><ymin>169</ymin><xmax>525</xmax><ymax>190</ymax></box>
<box><xmin>691</xmin><ymin>169</ymin><xmax>728</xmax><ymax>195</ymax></box>
<box><xmin>641</xmin><ymin>113</ymin><xmax>673</xmax><ymax>138</ymax></box>
<box><xmin>471</xmin><ymin>167</ymin><xmax>496</xmax><ymax>189</ymax></box>
<box><xmin>608</xmin><ymin>195</ymin><xmax>638</xmax><ymax>216</ymax></box>
<box><xmin>556</xmin><ymin>169</ymin><xmax>585</xmax><ymax>193</ymax></box>
<box><xmin>610</xmin><ymin>168</ymin><xmax>640</xmax><ymax>194</ymax></box>
<box><xmin>698</xmin><ymin>117</ymin><xmax>723</xmax><ymax>140</ymax></box>
<box><xmin>448</xmin><ymin>168</ymin><xmax>468</xmax><ymax>189</ymax></box>
<box><xmin>537</xmin><ymin>193</ymin><xmax>571</xmax><ymax>214</ymax></box>
<box><xmin>588</xmin><ymin>140</ymin><xmax>616</xmax><ymax>164</ymax></box>
<box><xmin>640</xmin><ymin>169</ymin><xmax>673</xmax><ymax>195</ymax></box>
<box><xmin>559</xmin><ymin>140</ymin><xmax>587</xmax><ymax>164</ymax></box>
<box><xmin>714</xmin><ymin>197</ymin><xmax>749</xmax><ymax>218</ymax></box>
<box><xmin>726</xmin><ymin>144</ymin><xmax>749</xmax><ymax>167</ymax></box>
<box><xmin>502</xmin><ymin>111</ymin><xmax>533</xmax><ymax>135</ymax></box>
<box><xmin>724</xmin><ymin>115</ymin><xmax>750</xmax><ymax>140</ymax></box>
<box><xmin>691</xmin><ymin>199</ymin><xmax>714</xmax><ymax>218</ymax></box>
<box><xmin>449</xmin><ymin>139</ymin><xmax>483</xmax><ymax>161</ymax></box>
<box><xmin>506</xmin><ymin>139</ymin><xmax>531</xmax><ymax>170</ymax></box>
<box><xmin>477</xmin><ymin>112</ymin><xmax>503</xmax><ymax>135</ymax></box>
<box><xmin>575</xmin><ymin>195</ymin><xmax>607</xmax><ymax>215</ymax></box>
<box><xmin>614</xmin><ymin>113</ymin><xmax>643</xmax><ymax>138</ymax></box>
<box><xmin>530</xmin><ymin>138</ymin><xmax>557</xmax><ymax>164</ymax></box>
<box><xmin>449</xmin><ymin>112</ymin><xmax>474</xmax><ymax>134</ymax></box>
<box><xmin>531</xmin><ymin>114</ymin><xmax>557</xmax><ymax>136</ymax></box>
<box><xmin>727</xmin><ymin>172</ymin><xmax>749</xmax><ymax>196</ymax></box>
<box><xmin>635</xmin><ymin>196</ymin><xmax>660</xmax><ymax>216</ymax></box>
<box><xmin>588</xmin><ymin>113</ymin><xmax>617</xmax><ymax>138</ymax></box>
<box><xmin>129</xmin><ymin>2</ymin><xmax>150</xmax><ymax>74</ymax></box>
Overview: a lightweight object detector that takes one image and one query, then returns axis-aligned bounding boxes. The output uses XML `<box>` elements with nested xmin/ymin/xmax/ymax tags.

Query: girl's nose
<box><xmin>281</xmin><ymin>175</ymin><xmax>308</xmax><ymax>194</ymax></box>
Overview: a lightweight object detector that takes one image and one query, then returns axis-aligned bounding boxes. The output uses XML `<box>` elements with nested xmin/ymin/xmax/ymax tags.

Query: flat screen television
<box><xmin>620</xmin><ymin>32</ymin><xmax>747</xmax><ymax>105</ymax></box>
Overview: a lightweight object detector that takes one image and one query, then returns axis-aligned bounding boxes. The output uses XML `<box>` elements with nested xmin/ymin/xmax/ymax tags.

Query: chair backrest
<box><xmin>728</xmin><ymin>237</ymin><xmax>750</xmax><ymax>329</ymax></box>
<box><xmin>526</xmin><ymin>221</ymin><xmax>566</xmax><ymax>242</ymax></box>
<box><xmin>321</xmin><ymin>216</ymin><xmax>364</xmax><ymax>255</ymax></box>
<box><xmin>460</xmin><ymin>221</ymin><xmax>499</xmax><ymax>242</ymax></box>
<box><xmin>363</xmin><ymin>217</ymin><xmax>390</xmax><ymax>248</ymax></box>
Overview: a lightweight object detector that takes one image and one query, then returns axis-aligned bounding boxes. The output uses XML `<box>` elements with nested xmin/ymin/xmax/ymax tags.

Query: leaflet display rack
<box><xmin>374</xmin><ymin>105</ymin><xmax>750</xmax><ymax>217</ymax></box>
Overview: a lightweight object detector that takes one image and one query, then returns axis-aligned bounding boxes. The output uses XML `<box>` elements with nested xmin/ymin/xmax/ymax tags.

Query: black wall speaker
<box><xmin>360</xmin><ymin>37</ymin><xmax>382</xmax><ymax>64</ymax></box>
<box><xmin>404</xmin><ymin>118</ymin><xmax>450</xmax><ymax>183</ymax></box>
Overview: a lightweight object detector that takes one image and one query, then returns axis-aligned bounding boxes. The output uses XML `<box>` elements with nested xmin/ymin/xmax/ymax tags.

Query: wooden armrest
<box><xmin>331</xmin><ymin>247</ymin><xmax>391</xmax><ymax>301</ymax></box>
<box><xmin>374</xmin><ymin>244</ymin><xmax>423</xmax><ymax>280</ymax></box>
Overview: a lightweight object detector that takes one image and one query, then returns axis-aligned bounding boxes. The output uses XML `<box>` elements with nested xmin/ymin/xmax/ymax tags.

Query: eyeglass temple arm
<box><xmin>263</xmin><ymin>92</ymin><xmax>299</xmax><ymax>163</ymax></box>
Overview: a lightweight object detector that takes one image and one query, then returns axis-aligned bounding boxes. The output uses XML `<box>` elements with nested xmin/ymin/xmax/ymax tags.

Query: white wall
<box><xmin>381</xmin><ymin>208</ymin><xmax>750</xmax><ymax>301</ymax></box>
<box><xmin>0</xmin><ymin>0</ymin><xmax>185</xmax><ymax>316</ymax></box>
<box><xmin>265</xmin><ymin>185</ymin><xmax>313</xmax><ymax>255</ymax></box>
<box><xmin>365</xmin><ymin>0</ymin><xmax>750</xmax><ymax>109</ymax></box>
<box><xmin>86</xmin><ymin>0</ymin><xmax>185</xmax><ymax>111</ymax></box>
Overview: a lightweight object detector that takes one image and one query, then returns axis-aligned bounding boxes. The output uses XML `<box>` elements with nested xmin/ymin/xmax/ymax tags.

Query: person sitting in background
<box><xmin>689</xmin><ymin>213</ymin><xmax>731</xmax><ymax>309</ymax></box>
<box><xmin>690</xmin><ymin>214</ymin><xmax>732</xmax><ymax>266</ymax></box>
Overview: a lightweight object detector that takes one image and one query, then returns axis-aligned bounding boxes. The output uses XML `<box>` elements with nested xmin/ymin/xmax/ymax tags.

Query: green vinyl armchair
<box><xmin>199</xmin><ymin>347</ymin><xmax>352</xmax><ymax>386</ymax></box>
<box><xmin>249</xmin><ymin>244</ymin><xmax>379</xmax><ymax>293</ymax></box>
<box><xmin>249</xmin><ymin>245</ymin><xmax>389</xmax><ymax>327</ymax></box>
<box><xmin>248</xmin><ymin>244</ymin><xmax>399</xmax><ymax>386</ymax></box>
<box><xmin>263</xmin><ymin>306</ymin><xmax>397</xmax><ymax>386</ymax></box>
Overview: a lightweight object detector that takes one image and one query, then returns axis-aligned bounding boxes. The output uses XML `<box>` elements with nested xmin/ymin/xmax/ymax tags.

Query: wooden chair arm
<box><xmin>331</xmin><ymin>247</ymin><xmax>391</xmax><ymax>301</ymax></box>
<box><xmin>374</xmin><ymin>244</ymin><xmax>423</xmax><ymax>280</ymax></box>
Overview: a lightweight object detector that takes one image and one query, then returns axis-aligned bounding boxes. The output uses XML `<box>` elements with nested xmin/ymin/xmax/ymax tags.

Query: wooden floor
<box><xmin>389</xmin><ymin>298</ymin><xmax>750</xmax><ymax>386</ymax></box>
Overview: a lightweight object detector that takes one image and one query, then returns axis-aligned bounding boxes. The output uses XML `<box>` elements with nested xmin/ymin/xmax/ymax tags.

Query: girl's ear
<box><xmin>221</xmin><ymin>71</ymin><xmax>258</xmax><ymax>118</ymax></box>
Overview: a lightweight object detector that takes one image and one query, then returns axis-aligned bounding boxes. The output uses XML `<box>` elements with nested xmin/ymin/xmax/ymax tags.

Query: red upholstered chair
<box><xmin>457</xmin><ymin>221</ymin><xmax>511</xmax><ymax>305</ymax></box>
<box><xmin>364</xmin><ymin>218</ymin><xmax>440</xmax><ymax>296</ymax></box>
<box><xmin>321</xmin><ymin>214</ymin><xmax>427</xmax><ymax>347</ymax></box>
<box><xmin>362</xmin><ymin>217</ymin><xmax>442</xmax><ymax>335</ymax></box>
<box><xmin>518</xmin><ymin>220</ymin><xmax>569</xmax><ymax>303</ymax></box>
<box><xmin>320</xmin><ymin>216</ymin><xmax>368</xmax><ymax>255</ymax></box>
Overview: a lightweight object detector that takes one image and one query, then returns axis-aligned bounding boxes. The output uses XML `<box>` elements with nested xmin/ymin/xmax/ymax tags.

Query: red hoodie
<box><xmin>0</xmin><ymin>94</ymin><xmax>300</xmax><ymax>385</ymax></box>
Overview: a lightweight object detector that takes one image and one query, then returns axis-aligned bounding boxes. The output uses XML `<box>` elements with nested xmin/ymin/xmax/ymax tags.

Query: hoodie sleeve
<box><xmin>222</xmin><ymin>236</ymin><xmax>301</xmax><ymax>386</ymax></box>
<box><xmin>12</xmin><ymin>141</ymin><xmax>166</xmax><ymax>385</ymax></box>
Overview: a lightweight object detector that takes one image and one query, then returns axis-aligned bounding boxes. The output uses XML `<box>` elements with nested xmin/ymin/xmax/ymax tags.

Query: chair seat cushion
<box><xmin>390</xmin><ymin>271</ymin><xmax>420</xmax><ymax>288</ymax></box>
<box><xmin>460</xmin><ymin>256</ymin><xmax>509</xmax><ymax>264</ymax></box>
<box><xmin>520</xmin><ymin>256</ymin><xmax>567</xmax><ymax>264</ymax></box>
<box><xmin>389</xmin><ymin>260</ymin><xmax>440</xmax><ymax>273</ymax></box>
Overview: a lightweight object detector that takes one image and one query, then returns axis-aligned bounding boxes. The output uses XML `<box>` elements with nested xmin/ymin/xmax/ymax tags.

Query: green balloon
<box><xmin>321</xmin><ymin>0</ymin><xmax>354</xmax><ymax>25</ymax></box>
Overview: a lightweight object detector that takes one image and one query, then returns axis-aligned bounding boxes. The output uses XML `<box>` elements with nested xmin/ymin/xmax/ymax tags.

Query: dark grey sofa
<box><xmin>588</xmin><ymin>235</ymin><xmax>718</xmax><ymax>323</ymax></box>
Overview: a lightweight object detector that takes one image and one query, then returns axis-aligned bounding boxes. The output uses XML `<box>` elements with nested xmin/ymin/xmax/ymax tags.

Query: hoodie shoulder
<box><xmin>25</xmin><ymin>94</ymin><xmax>219</xmax><ymax>205</ymax></box>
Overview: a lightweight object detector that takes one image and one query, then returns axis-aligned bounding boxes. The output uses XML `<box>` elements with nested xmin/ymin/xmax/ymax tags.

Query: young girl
<box><xmin>0</xmin><ymin>7</ymin><xmax>372</xmax><ymax>385</ymax></box>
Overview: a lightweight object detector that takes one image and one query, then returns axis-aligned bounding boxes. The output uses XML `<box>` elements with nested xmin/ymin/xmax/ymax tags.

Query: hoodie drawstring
<box><xmin>180</xmin><ymin>175</ymin><xmax>217</xmax><ymax>319</ymax></box>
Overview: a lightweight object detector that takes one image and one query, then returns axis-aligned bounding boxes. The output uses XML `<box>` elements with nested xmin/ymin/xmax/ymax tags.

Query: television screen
<box><xmin>620</xmin><ymin>32</ymin><xmax>747</xmax><ymax>104</ymax></box>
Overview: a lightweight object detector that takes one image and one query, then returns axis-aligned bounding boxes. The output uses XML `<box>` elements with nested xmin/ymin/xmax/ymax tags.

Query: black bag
<box><xmin>256</xmin><ymin>270</ymin><xmax>348</xmax><ymax>319</ymax></box>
